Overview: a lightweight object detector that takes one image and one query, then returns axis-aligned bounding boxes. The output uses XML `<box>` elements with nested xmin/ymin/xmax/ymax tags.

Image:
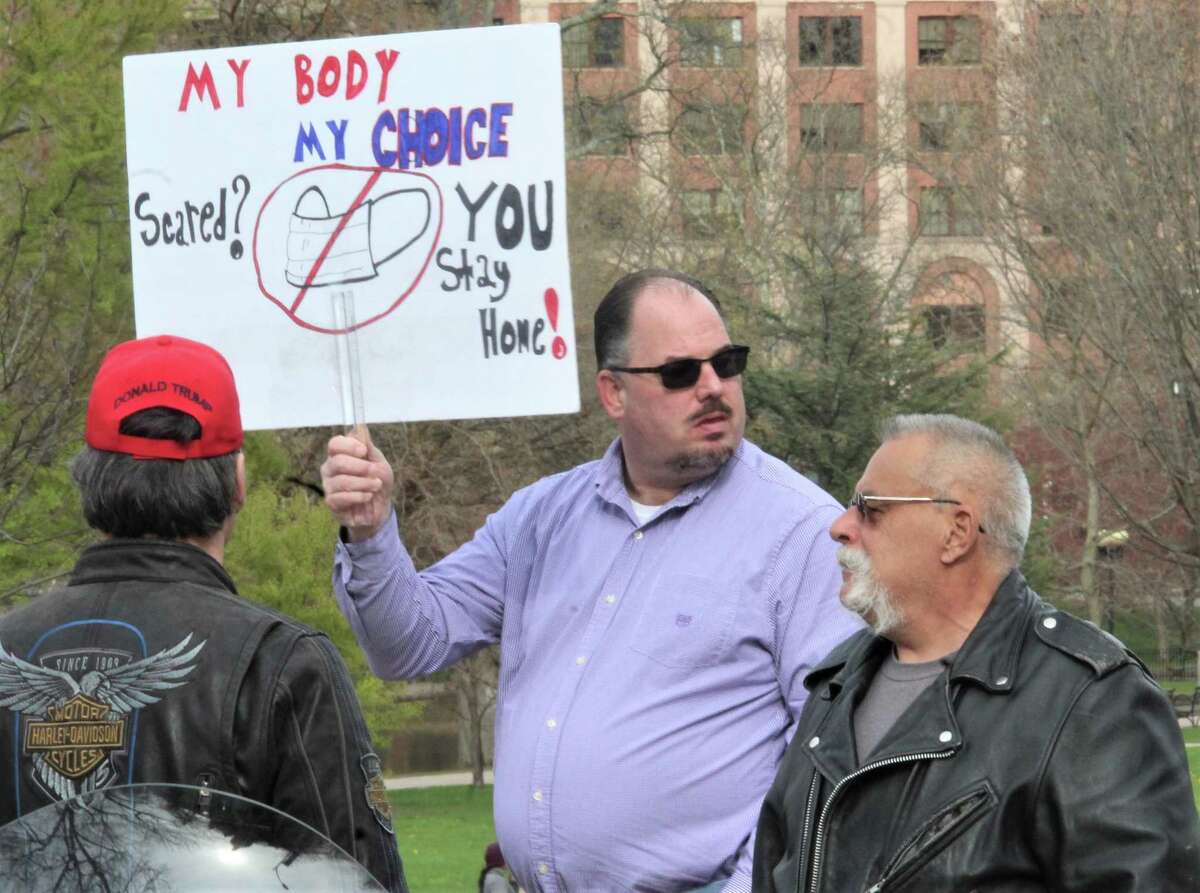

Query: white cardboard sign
<box><xmin>123</xmin><ymin>24</ymin><xmax>578</xmax><ymax>430</ymax></box>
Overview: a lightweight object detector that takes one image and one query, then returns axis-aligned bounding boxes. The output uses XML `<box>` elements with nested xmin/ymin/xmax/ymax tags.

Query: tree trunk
<box><xmin>471</xmin><ymin>711</ymin><xmax>486</xmax><ymax>787</ymax></box>
<box><xmin>1154</xmin><ymin>591</ymin><xmax>1170</xmax><ymax>665</ymax></box>
<box><xmin>1081</xmin><ymin>436</ymin><xmax>1103</xmax><ymax>627</ymax></box>
<box><xmin>455</xmin><ymin>663</ymin><xmax>488</xmax><ymax>787</ymax></box>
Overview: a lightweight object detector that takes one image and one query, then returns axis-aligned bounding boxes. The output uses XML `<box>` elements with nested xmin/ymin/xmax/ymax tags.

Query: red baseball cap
<box><xmin>85</xmin><ymin>335</ymin><xmax>244</xmax><ymax>460</ymax></box>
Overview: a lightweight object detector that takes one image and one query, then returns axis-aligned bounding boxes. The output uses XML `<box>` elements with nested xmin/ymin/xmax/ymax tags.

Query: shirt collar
<box><xmin>592</xmin><ymin>437</ymin><xmax>745</xmax><ymax>517</ymax></box>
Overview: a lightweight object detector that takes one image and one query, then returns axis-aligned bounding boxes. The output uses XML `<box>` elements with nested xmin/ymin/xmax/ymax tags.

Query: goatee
<box><xmin>837</xmin><ymin>546</ymin><xmax>904</xmax><ymax>636</ymax></box>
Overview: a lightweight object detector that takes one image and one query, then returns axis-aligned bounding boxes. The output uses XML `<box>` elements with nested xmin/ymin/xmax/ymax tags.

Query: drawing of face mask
<box><xmin>284</xmin><ymin>184</ymin><xmax>432</xmax><ymax>288</ymax></box>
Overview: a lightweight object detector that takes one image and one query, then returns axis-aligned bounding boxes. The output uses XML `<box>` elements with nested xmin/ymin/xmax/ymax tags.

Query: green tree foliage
<box><xmin>742</xmin><ymin>259</ymin><xmax>994</xmax><ymax>502</ymax></box>
<box><xmin>0</xmin><ymin>457</ymin><xmax>87</xmax><ymax>612</ymax></box>
<box><xmin>224</xmin><ymin>433</ymin><xmax>422</xmax><ymax>750</ymax></box>
<box><xmin>0</xmin><ymin>0</ymin><xmax>183</xmax><ymax>535</ymax></box>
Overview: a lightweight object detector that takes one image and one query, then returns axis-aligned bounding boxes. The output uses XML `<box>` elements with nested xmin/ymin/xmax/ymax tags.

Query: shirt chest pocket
<box><xmin>628</xmin><ymin>573</ymin><xmax>739</xmax><ymax>669</ymax></box>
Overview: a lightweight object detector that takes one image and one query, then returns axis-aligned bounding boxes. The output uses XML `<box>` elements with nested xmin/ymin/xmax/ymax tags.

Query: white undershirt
<box><xmin>629</xmin><ymin>498</ymin><xmax>660</xmax><ymax>525</ymax></box>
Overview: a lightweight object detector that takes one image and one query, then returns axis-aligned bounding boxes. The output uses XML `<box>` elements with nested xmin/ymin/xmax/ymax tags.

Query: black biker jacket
<box><xmin>753</xmin><ymin>572</ymin><xmax>1200</xmax><ymax>892</ymax></box>
<box><xmin>0</xmin><ymin>539</ymin><xmax>407</xmax><ymax>892</ymax></box>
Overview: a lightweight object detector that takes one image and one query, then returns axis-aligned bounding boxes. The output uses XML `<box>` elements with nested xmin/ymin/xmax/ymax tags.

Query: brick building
<box><xmin>497</xmin><ymin>0</ymin><xmax>1026</xmax><ymax>360</ymax></box>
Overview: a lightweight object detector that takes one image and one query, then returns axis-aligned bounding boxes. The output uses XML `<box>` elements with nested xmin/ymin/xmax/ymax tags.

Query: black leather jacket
<box><xmin>0</xmin><ymin>540</ymin><xmax>407</xmax><ymax>893</ymax></box>
<box><xmin>754</xmin><ymin>572</ymin><xmax>1200</xmax><ymax>892</ymax></box>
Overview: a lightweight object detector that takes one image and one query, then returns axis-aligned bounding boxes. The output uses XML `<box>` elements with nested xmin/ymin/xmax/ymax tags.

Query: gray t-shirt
<box><xmin>854</xmin><ymin>649</ymin><xmax>954</xmax><ymax>764</ymax></box>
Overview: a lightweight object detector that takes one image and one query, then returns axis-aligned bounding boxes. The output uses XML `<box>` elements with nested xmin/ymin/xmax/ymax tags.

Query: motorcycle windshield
<box><xmin>0</xmin><ymin>783</ymin><xmax>385</xmax><ymax>892</ymax></box>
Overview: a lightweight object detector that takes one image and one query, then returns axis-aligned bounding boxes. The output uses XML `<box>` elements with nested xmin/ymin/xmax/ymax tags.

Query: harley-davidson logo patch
<box><xmin>0</xmin><ymin>632</ymin><xmax>205</xmax><ymax>804</ymax></box>
<box><xmin>24</xmin><ymin>693</ymin><xmax>127</xmax><ymax>778</ymax></box>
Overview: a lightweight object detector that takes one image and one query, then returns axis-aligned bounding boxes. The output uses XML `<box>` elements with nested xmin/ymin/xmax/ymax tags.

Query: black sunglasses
<box><xmin>607</xmin><ymin>345</ymin><xmax>750</xmax><ymax>390</ymax></box>
<box><xmin>850</xmin><ymin>492</ymin><xmax>986</xmax><ymax>534</ymax></box>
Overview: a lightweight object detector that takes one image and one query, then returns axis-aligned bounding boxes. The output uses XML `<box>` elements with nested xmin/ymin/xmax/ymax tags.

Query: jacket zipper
<box><xmin>795</xmin><ymin>772</ymin><xmax>820</xmax><ymax>893</ymax></box>
<box><xmin>862</xmin><ymin>786</ymin><xmax>993</xmax><ymax>893</ymax></box>
<box><xmin>806</xmin><ymin>748</ymin><xmax>955</xmax><ymax>893</ymax></box>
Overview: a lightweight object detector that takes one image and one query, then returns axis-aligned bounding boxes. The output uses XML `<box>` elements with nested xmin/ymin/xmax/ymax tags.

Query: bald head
<box><xmin>593</xmin><ymin>269</ymin><xmax>723</xmax><ymax>370</ymax></box>
<box><xmin>880</xmin><ymin>414</ymin><xmax>1031</xmax><ymax>568</ymax></box>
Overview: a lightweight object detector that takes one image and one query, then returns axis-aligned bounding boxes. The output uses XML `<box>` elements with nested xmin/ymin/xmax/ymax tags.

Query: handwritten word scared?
<box><xmin>372</xmin><ymin>104</ymin><xmax>512</xmax><ymax>170</ymax></box>
<box><xmin>456</xmin><ymin>182</ymin><xmax>552</xmax><ymax>251</ymax></box>
<box><xmin>134</xmin><ymin>175</ymin><xmax>252</xmax><ymax>259</ymax></box>
<box><xmin>294</xmin><ymin>49</ymin><xmax>399</xmax><ymax>105</ymax></box>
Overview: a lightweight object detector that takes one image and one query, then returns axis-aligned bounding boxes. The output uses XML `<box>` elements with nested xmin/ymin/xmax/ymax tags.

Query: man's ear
<box><xmin>596</xmin><ymin>369</ymin><xmax>626</xmax><ymax>421</ymax></box>
<box><xmin>233</xmin><ymin>452</ymin><xmax>247</xmax><ymax>512</ymax></box>
<box><xmin>940</xmin><ymin>507</ymin><xmax>980</xmax><ymax>565</ymax></box>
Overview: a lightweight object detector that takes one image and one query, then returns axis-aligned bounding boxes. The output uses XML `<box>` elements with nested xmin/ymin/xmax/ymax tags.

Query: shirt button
<box><xmin>546</xmin><ymin>718</ymin><xmax>557</xmax><ymax>729</ymax></box>
<box><xmin>809</xmin><ymin>736</ymin><xmax>820</xmax><ymax>748</ymax></box>
<box><xmin>532</xmin><ymin>789</ymin><xmax>543</xmax><ymax>801</ymax></box>
<box><xmin>538</xmin><ymin>863</ymin><xmax>550</xmax><ymax>875</ymax></box>
<box><xmin>576</xmin><ymin>656</ymin><xmax>587</xmax><ymax>666</ymax></box>
<box><xmin>996</xmin><ymin>676</ymin><xmax>1009</xmax><ymax>686</ymax></box>
<box><xmin>604</xmin><ymin>594</ymin><xmax>616</xmax><ymax>605</ymax></box>
<box><xmin>939</xmin><ymin>730</ymin><xmax>953</xmax><ymax>743</ymax></box>
<box><xmin>633</xmin><ymin>530</ymin><xmax>644</xmax><ymax>541</ymax></box>
<box><xmin>1043</xmin><ymin>617</ymin><xmax>1058</xmax><ymax>630</ymax></box>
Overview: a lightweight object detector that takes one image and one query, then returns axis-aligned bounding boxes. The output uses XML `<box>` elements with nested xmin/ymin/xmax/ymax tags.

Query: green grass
<box><xmin>383</xmin><ymin>749</ymin><xmax>1200</xmax><ymax>889</ymax></box>
<box><xmin>1186</xmin><ymin>729</ymin><xmax>1200</xmax><ymax>807</ymax></box>
<box><xmin>1160</xmin><ymin>679</ymin><xmax>1197</xmax><ymax>695</ymax></box>
<box><xmin>390</xmin><ymin>785</ymin><xmax>496</xmax><ymax>892</ymax></box>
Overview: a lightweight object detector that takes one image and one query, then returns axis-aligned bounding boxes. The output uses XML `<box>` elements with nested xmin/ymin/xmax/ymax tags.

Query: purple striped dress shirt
<box><xmin>333</xmin><ymin>438</ymin><xmax>862</xmax><ymax>892</ymax></box>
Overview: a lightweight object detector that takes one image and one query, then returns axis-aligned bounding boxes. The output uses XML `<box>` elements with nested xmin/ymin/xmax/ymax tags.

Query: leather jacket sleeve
<box><xmin>1034</xmin><ymin>664</ymin><xmax>1200</xmax><ymax>890</ymax></box>
<box><xmin>245</xmin><ymin>629</ymin><xmax>409</xmax><ymax>893</ymax></box>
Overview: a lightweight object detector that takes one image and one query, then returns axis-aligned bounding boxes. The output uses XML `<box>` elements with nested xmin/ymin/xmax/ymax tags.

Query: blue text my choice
<box><xmin>371</xmin><ymin>103</ymin><xmax>514</xmax><ymax>170</ymax></box>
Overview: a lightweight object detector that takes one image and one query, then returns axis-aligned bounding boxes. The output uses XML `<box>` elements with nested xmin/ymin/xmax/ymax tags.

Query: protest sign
<box><xmin>123</xmin><ymin>24</ymin><xmax>578</xmax><ymax>430</ymax></box>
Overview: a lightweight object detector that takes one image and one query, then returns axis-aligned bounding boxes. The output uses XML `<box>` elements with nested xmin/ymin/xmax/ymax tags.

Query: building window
<box><xmin>920</xmin><ymin>188</ymin><xmax>980</xmax><ymax>236</ymax></box>
<box><xmin>916</xmin><ymin>103</ymin><xmax>980</xmax><ymax>151</ymax></box>
<box><xmin>797</xmin><ymin>189</ymin><xmax>865</xmax><ymax>235</ymax></box>
<box><xmin>563</xmin><ymin>17</ymin><xmax>624</xmax><ymax>68</ymax></box>
<box><xmin>923</xmin><ymin>304</ymin><xmax>985</xmax><ymax>348</ymax></box>
<box><xmin>800</xmin><ymin>104</ymin><xmax>864</xmax><ymax>152</ymax></box>
<box><xmin>677</xmin><ymin>103</ymin><xmax>744</xmax><ymax>155</ymax></box>
<box><xmin>679</xmin><ymin>17</ymin><xmax>744</xmax><ymax>68</ymax></box>
<box><xmin>680</xmin><ymin>189</ymin><xmax>738</xmax><ymax>239</ymax></box>
<box><xmin>799</xmin><ymin>16</ymin><xmax>862</xmax><ymax>66</ymax></box>
<box><xmin>802</xmin><ymin>188</ymin><xmax>864</xmax><ymax>235</ymax></box>
<box><xmin>566</xmin><ymin>99</ymin><xmax>630</xmax><ymax>156</ymax></box>
<box><xmin>918</xmin><ymin>16</ymin><xmax>981</xmax><ymax>66</ymax></box>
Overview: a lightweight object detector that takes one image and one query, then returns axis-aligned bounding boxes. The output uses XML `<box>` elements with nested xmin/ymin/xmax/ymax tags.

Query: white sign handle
<box><xmin>331</xmin><ymin>290</ymin><xmax>367</xmax><ymax>434</ymax></box>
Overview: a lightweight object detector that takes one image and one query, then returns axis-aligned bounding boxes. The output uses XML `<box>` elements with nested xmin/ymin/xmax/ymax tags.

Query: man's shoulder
<box><xmin>504</xmin><ymin>456</ymin><xmax>606</xmax><ymax>509</ymax></box>
<box><xmin>725</xmin><ymin>441</ymin><xmax>842</xmax><ymax>513</ymax></box>
<box><xmin>1</xmin><ymin>574</ymin><xmax>320</xmax><ymax>646</ymax></box>
<box><xmin>1028</xmin><ymin>601</ymin><xmax>1143</xmax><ymax>679</ymax></box>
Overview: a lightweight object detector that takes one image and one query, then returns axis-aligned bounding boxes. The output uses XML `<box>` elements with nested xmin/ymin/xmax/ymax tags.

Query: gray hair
<box><xmin>881</xmin><ymin>414</ymin><xmax>1031</xmax><ymax>568</ymax></box>
<box><xmin>71</xmin><ymin>407</ymin><xmax>238</xmax><ymax>540</ymax></box>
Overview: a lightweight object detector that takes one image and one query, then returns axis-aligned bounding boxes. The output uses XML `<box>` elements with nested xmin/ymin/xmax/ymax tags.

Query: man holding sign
<box><xmin>322</xmin><ymin>270</ymin><xmax>860</xmax><ymax>891</ymax></box>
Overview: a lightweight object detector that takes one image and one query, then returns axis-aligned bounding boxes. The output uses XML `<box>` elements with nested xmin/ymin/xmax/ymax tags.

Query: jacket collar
<box><xmin>946</xmin><ymin>570</ymin><xmax>1035</xmax><ymax>694</ymax></box>
<box><xmin>807</xmin><ymin>569</ymin><xmax>1033</xmax><ymax>696</ymax></box>
<box><xmin>70</xmin><ymin>539</ymin><xmax>238</xmax><ymax>595</ymax></box>
<box><xmin>802</xmin><ymin>571</ymin><xmax>1034</xmax><ymax>780</ymax></box>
